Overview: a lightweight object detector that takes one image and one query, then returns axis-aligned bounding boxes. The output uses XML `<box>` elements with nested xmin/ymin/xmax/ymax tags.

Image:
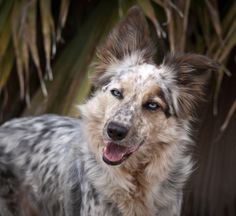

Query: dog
<box><xmin>0</xmin><ymin>6</ymin><xmax>218</xmax><ymax>216</ymax></box>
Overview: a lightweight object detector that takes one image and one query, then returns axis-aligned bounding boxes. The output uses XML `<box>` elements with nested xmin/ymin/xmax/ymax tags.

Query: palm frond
<box><xmin>40</xmin><ymin>0</ymin><xmax>55</xmax><ymax>81</ymax></box>
<box><xmin>0</xmin><ymin>0</ymin><xmax>70</xmax><ymax>106</ymax></box>
<box><xmin>24</xmin><ymin>0</ymin><xmax>118</xmax><ymax>116</ymax></box>
<box><xmin>0</xmin><ymin>42</ymin><xmax>14</xmax><ymax>92</ymax></box>
<box><xmin>57</xmin><ymin>0</ymin><xmax>70</xmax><ymax>42</ymax></box>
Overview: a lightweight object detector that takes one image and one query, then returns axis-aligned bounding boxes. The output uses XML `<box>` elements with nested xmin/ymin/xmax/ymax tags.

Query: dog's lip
<box><xmin>102</xmin><ymin>141</ymin><xmax>140</xmax><ymax>166</ymax></box>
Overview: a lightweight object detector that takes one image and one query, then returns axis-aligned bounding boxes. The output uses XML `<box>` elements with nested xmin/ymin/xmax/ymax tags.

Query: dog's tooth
<box><xmin>102</xmin><ymin>146</ymin><xmax>107</xmax><ymax>153</ymax></box>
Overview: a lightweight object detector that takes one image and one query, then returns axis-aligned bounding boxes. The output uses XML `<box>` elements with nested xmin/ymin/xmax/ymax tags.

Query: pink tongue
<box><xmin>103</xmin><ymin>143</ymin><xmax>129</xmax><ymax>162</ymax></box>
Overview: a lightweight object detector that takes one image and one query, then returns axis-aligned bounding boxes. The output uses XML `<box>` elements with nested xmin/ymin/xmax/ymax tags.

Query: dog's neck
<box><xmin>84</xmin><ymin>141</ymin><xmax>179</xmax><ymax>216</ymax></box>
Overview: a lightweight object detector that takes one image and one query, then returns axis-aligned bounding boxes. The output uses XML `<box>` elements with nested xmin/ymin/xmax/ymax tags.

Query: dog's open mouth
<box><xmin>102</xmin><ymin>142</ymin><xmax>139</xmax><ymax>166</ymax></box>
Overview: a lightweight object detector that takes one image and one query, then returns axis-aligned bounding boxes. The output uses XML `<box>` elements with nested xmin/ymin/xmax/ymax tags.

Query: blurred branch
<box><xmin>138</xmin><ymin>0</ymin><xmax>166</xmax><ymax>38</ymax></box>
<box><xmin>214</xmin><ymin>99</ymin><xmax>236</xmax><ymax>142</ymax></box>
<box><xmin>205</xmin><ymin>0</ymin><xmax>223</xmax><ymax>44</ymax></box>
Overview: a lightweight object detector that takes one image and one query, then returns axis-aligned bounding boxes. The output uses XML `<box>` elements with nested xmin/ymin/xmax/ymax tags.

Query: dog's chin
<box><xmin>102</xmin><ymin>142</ymin><xmax>140</xmax><ymax>166</ymax></box>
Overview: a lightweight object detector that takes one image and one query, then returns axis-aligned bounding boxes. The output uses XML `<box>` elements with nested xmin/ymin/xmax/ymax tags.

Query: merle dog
<box><xmin>0</xmin><ymin>6</ymin><xmax>218</xmax><ymax>216</ymax></box>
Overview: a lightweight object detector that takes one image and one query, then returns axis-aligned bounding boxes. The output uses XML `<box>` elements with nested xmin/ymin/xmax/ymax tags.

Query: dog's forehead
<box><xmin>112</xmin><ymin>63</ymin><xmax>173</xmax><ymax>89</ymax></box>
<box><xmin>119</xmin><ymin>64</ymin><xmax>157</xmax><ymax>82</ymax></box>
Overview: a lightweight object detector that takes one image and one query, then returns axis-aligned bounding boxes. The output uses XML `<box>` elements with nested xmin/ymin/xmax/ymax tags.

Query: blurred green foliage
<box><xmin>0</xmin><ymin>0</ymin><xmax>235</xmax><ymax>120</ymax></box>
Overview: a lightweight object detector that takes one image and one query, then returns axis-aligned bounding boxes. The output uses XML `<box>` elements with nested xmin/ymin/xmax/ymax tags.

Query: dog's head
<box><xmin>80</xmin><ymin>6</ymin><xmax>218</xmax><ymax>167</ymax></box>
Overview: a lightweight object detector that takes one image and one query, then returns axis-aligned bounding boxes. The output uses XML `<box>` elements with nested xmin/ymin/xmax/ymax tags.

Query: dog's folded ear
<box><xmin>91</xmin><ymin>6</ymin><xmax>156</xmax><ymax>88</ymax></box>
<box><xmin>163</xmin><ymin>53</ymin><xmax>219</xmax><ymax>118</ymax></box>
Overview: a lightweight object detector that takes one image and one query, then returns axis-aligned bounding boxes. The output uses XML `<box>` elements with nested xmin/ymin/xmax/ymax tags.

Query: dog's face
<box><xmin>80</xmin><ymin>7</ymin><xmax>218</xmax><ymax>167</ymax></box>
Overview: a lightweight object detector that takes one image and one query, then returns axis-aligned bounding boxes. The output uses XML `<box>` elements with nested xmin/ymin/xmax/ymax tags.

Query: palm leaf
<box><xmin>0</xmin><ymin>42</ymin><xmax>14</xmax><ymax>91</ymax></box>
<box><xmin>40</xmin><ymin>0</ymin><xmax>55</xmax><ymax>81</ymax></box>
<box><xmin>24</xmin><ymin>0</ymin><xmax>118</xmax><ymax>116</ymax></box>
<box><xmin>28</xmin><ymin>0</ymin><xmax>47</xmax><ymax>97</ymax></box>
<box><xmin>57</xmin><ymin>0</ymin><xmax>70</xmax><ymax>42</ymax></box>
<box><xmin>0</xmin><ymin>0</ymin><xmax>14</xmax><ymax>34</ymax></box>
<box><xmin>11</xmin><ymin>0</ymin><xmax>25</xmax><ymax>99</ymax></box>
<box><xmin>0</xmin><ymin>4</ymin><xmax>12</xmax><ymax>58</ymax></box>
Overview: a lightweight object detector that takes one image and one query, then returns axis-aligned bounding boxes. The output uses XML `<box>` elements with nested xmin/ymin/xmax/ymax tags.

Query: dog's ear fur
<box><xmin>163</xmin><ymin>53</ymin><xmax>219</xmax><ymax>118</ymax></box>
<box><xmin>91</xmin><ymin>6</ymin><xmax>156</xmax><ymax>88</ymax></box>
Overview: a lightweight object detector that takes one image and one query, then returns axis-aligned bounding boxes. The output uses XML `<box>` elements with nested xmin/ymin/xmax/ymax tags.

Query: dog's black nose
<box><xmin>107</xmin><ymin>122</ymin><xmax>128</xmax><ymax>141</ymax></box>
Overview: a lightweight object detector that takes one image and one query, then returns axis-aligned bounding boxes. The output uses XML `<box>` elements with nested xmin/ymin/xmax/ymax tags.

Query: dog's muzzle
<box><xmin>102</xmin><ymin>122</ymin><xmax>140</xmax><ymax>166</ymax></box>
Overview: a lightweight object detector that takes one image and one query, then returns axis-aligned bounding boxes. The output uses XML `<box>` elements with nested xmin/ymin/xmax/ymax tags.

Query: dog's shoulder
<box><xmin>1</xmin><ymin>114</ymin><xmax>81</xmax><ymax>131</ymax></box>
<box><xmin>0</xmin><ymin>115</ymin><xmax>82</xmax><ymax>148</ymax></box>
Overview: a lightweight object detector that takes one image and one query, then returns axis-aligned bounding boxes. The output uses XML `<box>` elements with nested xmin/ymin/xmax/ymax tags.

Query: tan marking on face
<box><xmin>142</xmin><ymin>85</ymin><xmax>168</xmax><ymax>111</ymax></box>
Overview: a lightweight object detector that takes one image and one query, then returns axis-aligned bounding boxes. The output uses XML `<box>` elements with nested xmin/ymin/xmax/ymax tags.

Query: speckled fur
<box><xmin>0</xmin><ymin>6</ymin><xmax>218</xmax><ymax>216</ymax></box>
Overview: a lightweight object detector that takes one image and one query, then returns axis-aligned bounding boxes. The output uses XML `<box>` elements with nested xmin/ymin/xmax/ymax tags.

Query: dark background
<box><xmin>0</xmin><ymin>0</ymin><xmax>235</xmax><ymax>215</ymax></box>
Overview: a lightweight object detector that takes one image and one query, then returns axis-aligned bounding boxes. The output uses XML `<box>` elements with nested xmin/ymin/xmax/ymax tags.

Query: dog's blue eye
<box><xmin>143</xmin><ymin>102</ymin><xmax>160</xmax><ymax>111</ymax></box>
<box><xmin>110</xmin><ymin>89</ymin><xmax>123</xmax><ymax>99</ymax></box>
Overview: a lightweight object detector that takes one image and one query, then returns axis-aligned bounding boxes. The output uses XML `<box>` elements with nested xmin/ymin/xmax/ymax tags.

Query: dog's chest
<box><xmin>86</xmin><ymin>168</ymin><xmax>160</xmax><ymax>216</ymax></box>
<box><xmin>111</xmin><ymin>180</ymin><xmax>159</xmax><ymax>215</ymax></box>
<box><xmin>80</xmin><ymin>182</ymin><xmax>158</xmax><ymax>216</ymax></box>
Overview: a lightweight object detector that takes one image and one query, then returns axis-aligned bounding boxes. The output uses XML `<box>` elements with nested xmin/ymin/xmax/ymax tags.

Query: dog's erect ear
<box><xmin>163</xmin><ymin>53</ymin><xmax>219</xmax><ymax>118</ymax></box>
<box><xmin>91</xmin><ymin>6</ymin><xmax>156</xmax><ymax>88</ymax></box>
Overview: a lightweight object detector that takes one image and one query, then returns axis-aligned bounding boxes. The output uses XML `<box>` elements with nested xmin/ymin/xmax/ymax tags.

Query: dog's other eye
<box><xmin>143</xmin><ymin>101</ymin><xmax>160</xmax><ymax>111</ymax></box>
<box><xmin>110</xmin><ymin>89</ymin><xmax>123</xmax><ymax>99</ymax></box>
